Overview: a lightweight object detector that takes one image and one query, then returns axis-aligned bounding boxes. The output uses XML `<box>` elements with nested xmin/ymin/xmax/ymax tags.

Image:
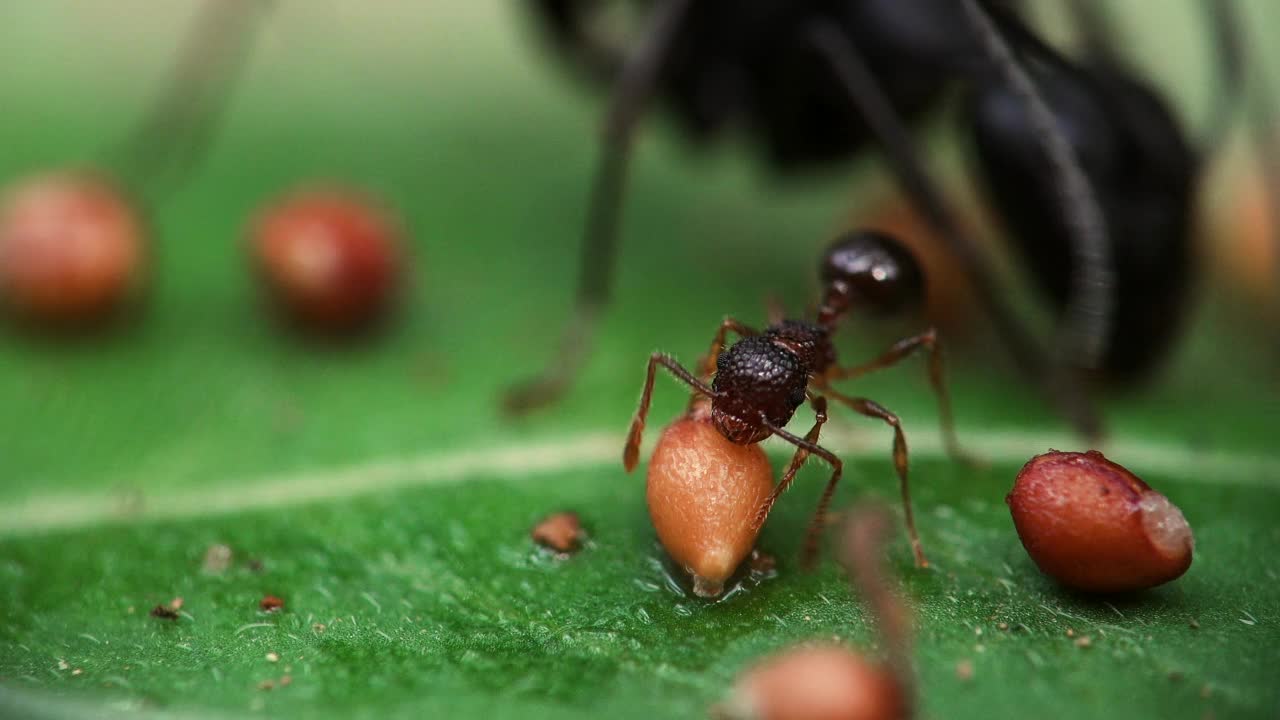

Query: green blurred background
<box><xmin>0</xmin><ymin>2</ymin><xmax>1278</xmax><ymax>719</ymax></box>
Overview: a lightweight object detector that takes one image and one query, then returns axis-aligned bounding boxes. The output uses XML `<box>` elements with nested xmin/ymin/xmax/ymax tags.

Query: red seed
<box><xmin>0</xmin><ymin>172</ymin><xmax>144</xmax><ymax>326</ymax></box>
<box><xmin>259</xmin><ymin>595</ymin><xmax>285</xmax><ymax>612</ymax></box>
<box><xmin>1007</xmin><ymin>450</ymin><xmax>1193</xmax><ymax>593</ymax></box>
<box><xmin>250</xmin><ymin>187</ymin><xmax>403</xmax><ymax>333</ymax></box>
<box><xmin>646</xmin><ymin>410</ymin><xmax>773</xmax><ymax>597</ymax></box>
<box><xmin>531</xmin><ymin>511</ymin><xmax>585</xmax><ymax>554</ymax></box>
<box><xmin>714</xmin><ymin>645</ymin><xmax>908</xmax><ymax>720</ymax></box>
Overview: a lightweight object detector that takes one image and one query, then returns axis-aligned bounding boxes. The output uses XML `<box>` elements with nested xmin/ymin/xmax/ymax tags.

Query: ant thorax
<box><xmin>710</xmin><ymin>321</ymin><xmax>834</xmax><ymax>445</ymax></box>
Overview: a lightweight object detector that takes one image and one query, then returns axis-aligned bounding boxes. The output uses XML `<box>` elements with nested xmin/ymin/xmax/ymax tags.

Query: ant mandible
<box><xmin>623</xmin><ymin>229</ymin><xmax>963</xmax><ymax>568</ymax></box>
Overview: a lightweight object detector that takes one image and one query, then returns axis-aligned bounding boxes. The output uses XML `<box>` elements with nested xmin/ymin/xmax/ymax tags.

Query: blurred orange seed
<box><xmin>0</xmin><ymin>171</ymin><xmax>145</xmax><ymax>326</ymax></box>
<box><xmin>1006</xmin><ymin>450</ymin><xmax>1193</xmax><ymax>593</ymax></box>
<box><xmin>645</xmin><ymin>410</ymin><xmax>774</xmax><ymax>598</ymax></box>
<box><xmin>260</xmin><ymin>595</ymin><xmax>285</xmax><ymax>612</ymax></box>
<box><xmin>713</xmin><ymin>645</ymin><xmax>908</xmax><ymax>720</ymax></box>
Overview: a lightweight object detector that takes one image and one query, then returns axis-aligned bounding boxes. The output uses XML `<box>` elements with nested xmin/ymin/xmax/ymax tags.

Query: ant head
<box><xmin>711</xmin><ymin>336</ymin><xmax>808</xmax><ymax>445</ymax></box>
<box><xmin>819</xmin><ymin>230</ymin><xmax>924</xmax><ymax>321</ymax></box>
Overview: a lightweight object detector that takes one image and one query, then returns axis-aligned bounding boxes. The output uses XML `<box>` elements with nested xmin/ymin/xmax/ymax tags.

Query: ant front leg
<box><xmin>502</xmin><ymin>0</ymin><xmax>695</xmax><ymax>415</ymax></box>
<box><xmin>759</xmin><ymin>399</ymin><xmax>844</xmax><ymax>571</ymax></box>
<box><xmin>820</xmin><ymin>387</ymin><xmax>927</xmax><ymax>568</ymax></box>
<box><xmin>623</xmin><ymin>352</ymin><xmax>714</xmax><ymax>472</ymax></box>
<box><xmin>826</xmin><ymin>328</ymin><xmax>976</xmax><ymax>466</ymax></box>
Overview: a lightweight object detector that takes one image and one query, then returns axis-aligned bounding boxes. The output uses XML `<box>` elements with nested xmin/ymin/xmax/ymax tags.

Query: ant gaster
<box><xmin>623</xmin><ymin>230</ymin><xmax>965</xmax><ymax>568</ymax></box>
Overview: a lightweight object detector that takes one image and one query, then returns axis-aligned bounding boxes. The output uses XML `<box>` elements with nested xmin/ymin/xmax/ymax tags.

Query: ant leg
<box><xmin>825</xmin><ymin>328</ymin><xmax>974</xmax><ymax>465</ymax></box>
<box><xmin>759</xmin><ymin>401</ymin><xmax>845</xmax><ymax>570</ymax></box>
<box><xmin>623</xmin><ymin>352</ymin><xmax>714</xmax><ymax>472</ymax></box>
<box><xmin>807</xmin><ymin>20</ymin><xmax>1104</xmax><ymax>439</ymax></box>
<box><xmin>502</xmin><ymin>0</ymin><xmax>695</xmax><ymax>415</ymax></box>
<box><xmin>820</xmin><ymin>387</ymin><xmax>927</xmax><ymax>568</ymax></box>
<box><xmin>752</xmin><ymin>395</ymin><xmax>827</xmax><ymax>527</ymax></box>
<box><xmin>110</xmin><ymin>0</ymin><xmax>272</xmax><ymax>198</ymax></box>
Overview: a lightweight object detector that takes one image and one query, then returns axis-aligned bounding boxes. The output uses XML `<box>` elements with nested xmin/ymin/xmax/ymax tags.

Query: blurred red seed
<box><xmin>250</xmin><ymin>187</ymin><xmax>403</xmax><ymax>333</ymax></box>
<box><xmin>0</xmin><ymin>172</ymin><xmax>144</xmax><ymax>326</ymax></box>
<box><xmin>260</xmin><ymin>595</ymin><xmax>285</xmax><ymax>612</ymax></box>
<box><xmin>1007</xmin><ymin>450</ymin><xmax>1194</xmax><ymax>593</ymax></box>
<box><xmin>646</xmin><ymin>407</ymin><xmax>774</xmax><ymax>598</ymax></box>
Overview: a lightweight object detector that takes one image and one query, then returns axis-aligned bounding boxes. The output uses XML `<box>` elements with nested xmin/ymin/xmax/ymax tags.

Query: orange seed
<box><xmin>646</xmin><ymin>410</ymin><xmax>773</xmax><ymax>597</ymax></box>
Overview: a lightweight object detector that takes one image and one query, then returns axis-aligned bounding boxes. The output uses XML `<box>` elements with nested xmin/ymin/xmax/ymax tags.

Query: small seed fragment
<box><xmin>531</xmin><ymin>511</ymin><xmax>585</xmax><ymax>554</ymax></box>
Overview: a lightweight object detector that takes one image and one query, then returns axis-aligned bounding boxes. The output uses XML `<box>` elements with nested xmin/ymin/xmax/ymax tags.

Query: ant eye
<box><xmin>821</xmin><ymin>230</ymin><xmax>924</xmax><ymax>314</ymax></box>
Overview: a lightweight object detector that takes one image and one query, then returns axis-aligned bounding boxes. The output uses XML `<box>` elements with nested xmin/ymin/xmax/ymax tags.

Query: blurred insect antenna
<box><xmin>841</xmin><ymin>505</ymin><xmax>914</xmax><ymax>704</ymax></box>
<box><xmin>109</xmin><ymin>0</ymin><xmax>273</xmax><ymax>201</ymax></box>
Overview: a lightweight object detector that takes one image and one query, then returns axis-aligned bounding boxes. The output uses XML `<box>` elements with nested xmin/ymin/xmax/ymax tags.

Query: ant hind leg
<box><xmin>827</xmin><ymin>328</ymin><xmax>977</xmax><ymax>466</ymax></box>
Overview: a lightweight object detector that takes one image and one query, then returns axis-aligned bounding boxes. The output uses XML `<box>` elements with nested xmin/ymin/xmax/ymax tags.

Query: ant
<box><xmin>623</xmin><ymin>229</ymin><xmax>963</xmax><ymax>568</ymax></box>
<box><xmin>513</xmin><ymin>0</ymin><xmax>1271</xmax><ymax>435</ymax></box>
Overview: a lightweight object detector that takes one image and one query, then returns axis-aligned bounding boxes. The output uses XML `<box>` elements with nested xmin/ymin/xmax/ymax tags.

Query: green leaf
<box><xmin>2</xmin><ymin>3</ymin><xmax>1278</xmax><ymax>719</ymax></box>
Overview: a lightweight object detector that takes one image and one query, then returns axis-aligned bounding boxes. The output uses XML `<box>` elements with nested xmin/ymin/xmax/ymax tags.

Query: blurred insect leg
<box><xmin>759</xmin><ymin>398</ymin><xmax>843</xmax><ymax>570</ymax></box>
<box><xmin>806</xmin><ymin>24</ymin><xmax>1038</xmax><ymax>374</ymax></box>
<box><xmin>1064</xmin><ymin>0</ymin><xmax>1121</xmax><ymax>66</ymax></box>
<box><xmin>809</xmin><ymin>19</ymin><xmax>1103</xmax><ymax>439</ymax></box>
<box><xmin>1199</xmin><ymin>0</ymin><xmax>1246</xmax><ymax>161</ymax></box>
<box><xmin>959</xmin><ymin>0</ymin><xmax>1114</xmax><ymax>399</ymax></box>
<box><xmin>751</xmin><ymin>395</ymin><xmax>827</xmax><ymax>532</ymax></box>
<box><xmin>529</xmin><ymin>0</ymin><xmax>625</xmax><ymax>82</ymax></box>
<box><xmin>623</xmin><ymin>352</ymin><xmax>714</xmax><ymax>473</ymax></box>
<box><xmin>111</xmin><ymin>0</ymin><xmax>272</xmax><ymax>198</ymax></box>
<box><xmin>820</xmin><ymin>387</ymin><xmax>926</xmax><ymax>568</ymax></box>
<box><xmin>824</xmin><ymin>328</ymin><xmax>975</xmax><ymax>466</ymax></box>
<box><xmin>1231</xmin><ymin>3</ymin><xmax>1280</xmax><ymax>322</ymax></box>
<box><xmin>503</xmin><ymin>0</ymin><xmax>695</xmax><ymax>415</ymax></box>
<box><xmin>695</xmin><ymin>317</ymin><xmax>758</xmax><ymax>383</ymax></box>
<box><xmin>840</xmin><ymin>506</ymin><xmax>915</xmax><ymax>698</ymax></box>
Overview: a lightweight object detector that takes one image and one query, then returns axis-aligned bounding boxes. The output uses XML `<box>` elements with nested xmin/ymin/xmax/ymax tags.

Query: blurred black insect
<box><xmin>511</xmin><ymin>0</ymin><xmax>1269</xmax><ymax>435</ymax></box>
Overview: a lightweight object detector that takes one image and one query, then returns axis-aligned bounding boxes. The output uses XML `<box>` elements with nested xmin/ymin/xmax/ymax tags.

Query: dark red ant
<box><xmin>623</xmin><ymin>229</ymin><xmax>964</xmax><ymax>568</ymax></box>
